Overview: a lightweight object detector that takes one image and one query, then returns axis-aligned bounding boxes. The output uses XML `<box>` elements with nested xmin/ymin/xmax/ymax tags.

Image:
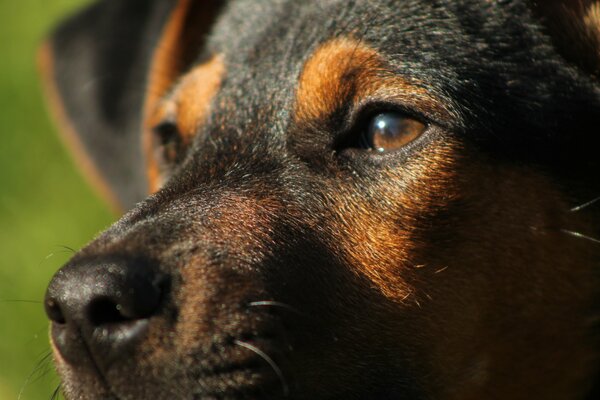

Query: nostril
<box><xmin>44</xmin><ymin>258</ymin><xmax>167</xmax><ymax>368</ymax></box>
<box><xmin>46</xmin><ymin>260</ymin><xmax>165</xmax><ymax>329</ymax></box>
<box><xmin>45</xmin><ymin>297</ymin><xmax>66</xmax><ymax>324</ymax></box>
<box><xmin>88</xmin><ymin>297</ymin><xmax>129</xmax><ymax>326</ymax></box>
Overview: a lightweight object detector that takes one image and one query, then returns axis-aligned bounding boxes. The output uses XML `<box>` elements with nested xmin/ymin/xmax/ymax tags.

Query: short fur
<box><xmin>40</xmin><ymin>1</ymin><xmax>600</xmax><ymax>399</ymax></box>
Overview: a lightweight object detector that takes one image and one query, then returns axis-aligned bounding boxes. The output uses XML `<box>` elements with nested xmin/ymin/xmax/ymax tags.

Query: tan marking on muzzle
<box><xmin>174</xmin><ymin>194</ymin><xmax>281</xmax><ymax>351</ymax></box>
<box><xmin>328</xmin><ymin>139</ymin><xmax>461</xmax><ymax>301</ymax></box>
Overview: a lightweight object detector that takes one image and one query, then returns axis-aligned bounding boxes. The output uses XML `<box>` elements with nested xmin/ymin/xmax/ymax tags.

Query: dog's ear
<box><xmin>39</xmin><ymin>0</ymin><xmax>223</xmax><ymax>212</ymax></box>
<box><xmin>531</xmin><ymin>0</ymin><xmax>600</xmax><ymax>77</ymax></box>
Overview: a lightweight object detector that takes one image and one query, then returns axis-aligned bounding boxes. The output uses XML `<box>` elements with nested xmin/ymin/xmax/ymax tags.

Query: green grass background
<box><xmin>0</xmin><ymin>0</ymin><xmax>113</xmax><ymax>398</ymax></box>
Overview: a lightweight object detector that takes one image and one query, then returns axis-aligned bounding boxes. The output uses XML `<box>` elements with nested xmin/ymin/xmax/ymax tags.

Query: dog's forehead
<box><xmin>200</xmin><ymin>0</ymin><xmax>540</xmax><ymax>126</ymax></box>
<box><xmin>207</xmin><ymin>0</ymin><xmax>519</xmax><ymax>66</ymax></box>
<box><xmin>201</xmin><ymin>1</ymin><xmax>464</xmax><ymax>133</ymax></box>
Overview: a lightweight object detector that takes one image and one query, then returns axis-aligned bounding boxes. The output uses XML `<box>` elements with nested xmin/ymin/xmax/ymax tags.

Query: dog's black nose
<box><xmin>45</xmin><ymin>259</ymin><xmax>163</xmax><ymax>367</ymax></box>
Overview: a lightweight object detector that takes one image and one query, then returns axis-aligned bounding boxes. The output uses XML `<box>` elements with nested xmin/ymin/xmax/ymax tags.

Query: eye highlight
<box><xmin>360</xmin><ymin>112</ymin><xmax>427</xmax><ymax>153</ymax></box>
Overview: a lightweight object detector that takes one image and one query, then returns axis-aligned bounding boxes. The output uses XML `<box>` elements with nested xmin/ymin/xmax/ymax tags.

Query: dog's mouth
<box><xmin>47</xmin><ymin>265</ymin><xmax>420</xmax><ymax>400</ymax></box>
<box><xmin>67</xmin><ymin>364</ymin><xmax>287</xmax><ymax>400</ymax></box>
<box><xmin>45</xmin><ymin>257</ymin><xmax>298</xmax><ymax>399</ymax></box>
<box><xmin>52</xmin><ymin>325</ymin><xmax>294</xmax><ymax>400</ymax></box>
<box><xmin>55</xmin><ymin>341</ymin><xmax>414</xmax><ymax>400</ymax></box>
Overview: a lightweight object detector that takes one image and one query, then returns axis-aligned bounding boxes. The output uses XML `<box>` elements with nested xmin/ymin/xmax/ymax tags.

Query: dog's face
<box><xmin>40</xmin><ymin>0</ymin><xmax>600</xmax><ymax>399</ymax></box>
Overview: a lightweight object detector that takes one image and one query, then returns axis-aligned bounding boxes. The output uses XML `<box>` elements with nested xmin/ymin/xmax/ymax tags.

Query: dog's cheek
<box><xmin>327</xmin><ymin>138</ymin><xmax>462</xmax><ymax>302</ymax></box>
<box><xmin>301</xmin><ymin>138</ymin><xmax>465</xmax><ymax>395</ymax></box>
<box><xmin>411</xmin><ymin>156</ymin><xmax>598</xmax><ymax>398</ymax></box>
<box><xmin>324</xmin><ymin>137</ymin><xmax>598</xmax><ymax>398</ymax></box>
<box><xmin>437</xmin><ymin>161</ymin><xmax>598</xmax><ymax>399</ymax></box>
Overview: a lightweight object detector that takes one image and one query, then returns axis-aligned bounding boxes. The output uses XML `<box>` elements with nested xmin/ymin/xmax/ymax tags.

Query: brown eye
<box><xmin>362</xmin><ymin>112</ymin><xmax>427</xmax><ymax>152</ymax></box>
<box><xmin>152</xmin><ymin>120</ymin><xmax>184</xmax><ymax>174</ymax></box>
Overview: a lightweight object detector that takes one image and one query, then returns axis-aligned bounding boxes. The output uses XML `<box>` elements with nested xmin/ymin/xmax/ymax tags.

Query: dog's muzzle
<box><xmin>45</xmin><ymin>258</ymin><xmax>164</xmax><ymax>369</ymax></box>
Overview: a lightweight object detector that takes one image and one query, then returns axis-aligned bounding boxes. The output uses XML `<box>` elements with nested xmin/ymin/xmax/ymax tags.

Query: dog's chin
<box><xmin>57</xmin><ymin>363</ymin><xmax>287</xmax><ymax>400</ymax></box>
<box><xmin>59</xmin><ymin>375</ymin><xmax>407</xmax><ymax>400</ymax></box>
<box><xmin>54</xmin><ymin>341</ymin><xmax>291</xmax><ymax>400</ymax></box>
<box><xmin>55</xmin><ymin>355</ymin><xmax>412</xmax><ymax>400</ymax></box>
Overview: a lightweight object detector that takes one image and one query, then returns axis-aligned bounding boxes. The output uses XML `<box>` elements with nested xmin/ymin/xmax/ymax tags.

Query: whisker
<box><xmin>0</xmin><ymin>299</ymin><xmax>42</xmax><ymax>304</ymax></box>
<box><xmin>434</xmin><ymin>266</ymin><xmax>449</xmax><ymax>274</ymax></box>
<box><xmin>37</xmin><ymin>252</ymin><xmax>57</xmax><ymax>269</ymax></box>
<box><xmin>234</xmin><ymin>340</ymin><xmax>289</xmax><ymax>397</ymax></box>
<box><xmin>571</xmin><ymin>195</ymin><xmax>600</xmax><ymax>212</ymax></box>
<box><xmin>560</xmin><ymin>229</ymin><xmax>600</xmax><ymax>244</ymax></box>
<box><xmin>19</xmin><ymin>350</ymin><xmax>53</xmax><ymax>400</ymax></box>
<box><xmin>342</xmin><ymin>23</ymin><xmax>372</xmax><ymax>76</ymax></box>
<box><xmin>248</xmin><ymin>301</ymin><xmax>308</xmax><ymax>318</ymax></box>
<box><xmin>50</xmin><ymin>384</ymin><xmax>62</xmax><ymax>400</ymax></box>
<box><xmin>249</xmin><ymin>301</ymin><xmax>338</xmax><ymax>342</ymax></box>
<box><xmin>56</xmin><ymin>245</ymin><xmax>77</xmax><ymax>254</ymax></box>
<box><xmin>37</xmin><ymin>247</ymin><xmax>76</xmax><ymax>269</ymax></box>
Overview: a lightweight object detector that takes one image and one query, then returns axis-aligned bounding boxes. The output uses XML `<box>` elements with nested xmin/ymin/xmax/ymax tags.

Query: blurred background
<box><xmin>0</xmin><ymin>0</ymin><xmax>113</xmax><ymax>398</ymax></box>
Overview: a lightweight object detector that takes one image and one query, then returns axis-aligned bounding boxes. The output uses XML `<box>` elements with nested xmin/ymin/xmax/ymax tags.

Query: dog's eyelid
<box><xmin>342</xmin><ymin>99</ymin><xmax>430</xmax><ymax>134</ymax></box>
<box><xmin>349</xmin><ymin>96</ymin><xmax>445</xmax><ymax>129</ymax></box>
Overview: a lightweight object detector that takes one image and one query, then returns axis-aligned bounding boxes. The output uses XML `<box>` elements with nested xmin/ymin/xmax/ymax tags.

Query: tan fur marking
<box><xmin>143</xmin><ymin>0</ymin><xmax>191</xmax><ymax>192</ymax></box>
<box><xmin>295</xmin><ymin>38</ymin><xmax>449</xmax><ymax>124</ymax></box>
<box><xmin>143</xmin><ymin>0</ymin><xmax>225</xmax><ymax>193</ymax></box>
<box><xmin>175</xmin><ymin>195</ymin><xmax>280</xmax><ymax>351</ymax></box>
<box><xmin>173</xmin><ymin>55</ymin><xmax>225</xmax><ymax>142</ymax></box>
<box><xmin>325</xmin><ymin>135</ymin><xmax>598</xmax><ymax>397</ymax></box>
<box><xmin>143</xmin><ymin>0</ymin><xmax>191</xmax><ymax>120</ymax></box>
<box><xmin>330</xmin><ymin>139</ymin><xmax>461</xmax><ymax>300</ymax></box>
<box><xmin>584</xmin><ymin>2</ymin><xmax>600</xmax><ymax>45</ymax></box>
<box><xmin>37</xmin><ymin>41</ymin><xmax>122</xmax><ymax>213</ymax></box>
<box><xmin>145</xmin><ymin>55</ymin><xmax>224</xmax><ymax>192</ymax></box>
<box><xmin>533</xmin><ymin>0</ymin><xmax>600</xmax><ymax>73</ymax></box>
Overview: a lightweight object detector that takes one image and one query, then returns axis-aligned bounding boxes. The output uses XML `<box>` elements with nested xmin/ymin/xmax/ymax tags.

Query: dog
<box><xmin>38</xmin><ymin>0</ymin><xmax>600</xmax><ymax>399</ymax></box>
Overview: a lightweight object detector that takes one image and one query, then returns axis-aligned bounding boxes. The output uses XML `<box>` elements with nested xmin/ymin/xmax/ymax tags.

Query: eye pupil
<box><xmin>365</xmin><ymin>112</ymin><xmax>426</xmax><ymax>152</ymax></box>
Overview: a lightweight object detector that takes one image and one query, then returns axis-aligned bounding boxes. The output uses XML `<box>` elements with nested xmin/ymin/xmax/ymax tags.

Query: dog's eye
<box><xmin>359</xmin><ymin>112</ymin><xmax>427</xmax><ymax>153</ymax></box>
<box><xmin>152</xmin><ymin>120</ymin><xmax>184</xmax><ymax>169</ymax></box>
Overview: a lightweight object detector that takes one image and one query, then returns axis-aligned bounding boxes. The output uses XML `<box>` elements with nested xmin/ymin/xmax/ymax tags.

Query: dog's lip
<box><xmin>63</xmin><ymin>338</ymin><xmax>289</xmax><ymax>400</ymax></box>
<box><xmin>51</xmin><ymin>319</ymin><xmax>150</xmax><ymax>371</ymax></box>
<box><xmin>176</xmin><ymin>341</ymin><xmax>289</xmax><ymax>396</ymax></box>
<box><xmin>60</xmin><ymin>361</ymin><xmax>283</xmax><ymax>400</ymax></box>
<box><xmin>192</xmin><ymin>364</ymin><xmax>285</xmax><ymax>393</ymax></box>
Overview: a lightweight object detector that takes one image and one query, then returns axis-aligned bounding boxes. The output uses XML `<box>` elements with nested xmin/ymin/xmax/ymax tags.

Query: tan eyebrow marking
<box><xmin>144</xmin><ymin>0</ymin><xmax>193</xmax><ymax>126</ymax></box>
<box><xmin>143</xmin><ymin>0</ymin><xmax>194</xmax><ymax>193</ymax></box>
<box><xmin>145</xmin><ymin>55</ymin><xmax>225</xmax><ymax>193</ymax></box>
<box><xmin>295</xmin><ymin>37</ymin><xmax>450</xmax><ymax>124</ymax></box>
<box><xmin>173</xmin><ymin>55</ymin><xmax>225</xmax><ymax>141</ymax></box>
